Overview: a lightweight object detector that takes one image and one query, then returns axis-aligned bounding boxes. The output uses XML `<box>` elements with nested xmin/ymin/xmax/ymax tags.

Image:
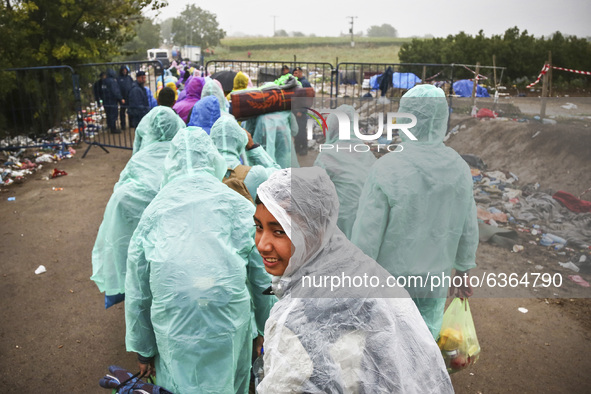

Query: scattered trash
<box><xmin>51</xmin><ymin>168</ymin><xmax>68</xmax><ymax>178</ymax></box>
<box><xmin>2</xmin><ymin>147</ymin><xmax>75</xmax><ymax>187</ymax></box>
<box><xmin>531</xmin><ymin>131</ymin><xmax>541</xmax><ymax>139</ymax></box>
<box><xmin>535</xmin><ymin>265</ymin><xmax>544</xmax><ymax>270</ymax></box>
<box><xmin>476</xmin><ymin>108</ymin><xmax>498</xmax><ymax>119</ymax></box>
<box><xmin>560</xmin><ymin>103</ymin><xmax>577</xmax><ymax>110</ymax></box>
<box><xmin>461</xmin><ymin>154</ymin><xmax>487</xmax><ymax>170</ymax></box>
<box><xmin>542</xmin><ymin>118</ymin><xmax>557</xmax><ymax>125</ymax></box>
<box><xmin>558</xmin><ymin>261</ymin><xmax>580</xmax><ymax>273</ymax></box>
<box><xmin>518</xmin><ymin>307</ymin><xmax>528</xmax><ymax>313</ymax></box>
<box><xmin>540</xmin><ymin>233</ymin><xmax>567</xmax><ymax>247</ymax></box>
<box><xmin>568</xmin><ymin>275</ymin><xmax>590</xmax><ymax>287</ymax></box>
<box><xmin>35</xmin><ymin>154</ymin><xmax>54</xmax><ymax>163</ymax></box>
<box><xmin>52</xmin><ymin>187</ymin><xmax>64</xmax><ymax>191</ymax></box>
<box><xmin>553</xmin><ymin>190</ymin><xmax>591</xmax><ymax>213</ymax></box>
<box><xmin>512</xmin><ymin>245</ymin><xmax>524</xmax><ymax>253</ymax></box>
<box><xmin>34</xmin><ymin>265</ymin><xmax>47</xmax><ymax>275</ymax></box>
<box><xmin>7</xmin><ymin>197</ymin><xmax>15</xmax><ymax>201</ymax></box>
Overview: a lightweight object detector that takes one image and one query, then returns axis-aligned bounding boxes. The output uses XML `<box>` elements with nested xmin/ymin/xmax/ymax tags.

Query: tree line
<box><xmin>398</xmin><ymin>27</ymin><xmax>591</xmax><ymax>87</ymax></box>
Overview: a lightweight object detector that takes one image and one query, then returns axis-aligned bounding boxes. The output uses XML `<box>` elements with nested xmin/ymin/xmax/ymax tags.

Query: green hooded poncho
<box><xmin>351</xmin><ymin>85</ymin><xmax>478</xmax><ymax>338</ymax></box>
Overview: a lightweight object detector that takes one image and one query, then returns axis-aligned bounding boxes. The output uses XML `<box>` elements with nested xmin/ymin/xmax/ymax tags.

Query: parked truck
<box><xmin>182</xmin><ymin>45</ymin><xmax>201</xmax><ymax>63</ymax></box>
<box><xmin>147</xmin><ymin>48</ymin><xmax>170</xmax><ymax>68</ymax></box>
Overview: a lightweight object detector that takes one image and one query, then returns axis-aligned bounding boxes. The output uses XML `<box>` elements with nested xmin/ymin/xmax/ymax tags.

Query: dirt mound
<box><xmin>446</xmin><ymin>116</ymin><xmax>591</xmax><ymax>196</ymax></box>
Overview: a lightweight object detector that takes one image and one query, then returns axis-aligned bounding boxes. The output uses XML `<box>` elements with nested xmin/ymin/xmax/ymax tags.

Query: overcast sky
<box><xmin>147</xmin><ymin>0</ymin><xmax>591</xmax><ymax>38</ymax></box>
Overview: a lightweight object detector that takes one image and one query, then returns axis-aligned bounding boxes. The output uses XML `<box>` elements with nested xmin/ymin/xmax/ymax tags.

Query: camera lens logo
<box><xmin>305</xmin><ymin>108</ymin><xmax>328</xmax><ymax>136</ymax></box>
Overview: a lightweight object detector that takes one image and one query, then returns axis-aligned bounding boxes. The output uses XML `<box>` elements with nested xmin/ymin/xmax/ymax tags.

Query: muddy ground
<box><xmin>1</xmin><ymin>104</ymin><xmax>590</xmax><ymax>393</ymax></box>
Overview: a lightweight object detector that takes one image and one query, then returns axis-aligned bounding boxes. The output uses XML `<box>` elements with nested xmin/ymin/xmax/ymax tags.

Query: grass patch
<box><xmin>211</xmin><ymin>39</ymin><xmax>405</xmax><ymax>65</ymax></box>
<box><xmin>220</xmin><ymin>36</ymin><xmax>413</xmax><ymax>50</ymax></box>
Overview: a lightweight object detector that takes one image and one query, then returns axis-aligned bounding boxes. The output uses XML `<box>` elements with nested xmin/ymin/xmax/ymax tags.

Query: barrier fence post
<box><xmin>471</xmin><ymin>62</ymin><xmax>480</xmax><ymax>107</ymax></box>
<box><xmin>493</xmin><ymin>55</ymin><xmax>497</xmax><ymax>89</ymax></box>
<box><xmin>548</xmin><ymin>51</ymin><xmax>553</xmax><ymax>98</ymax></box>
<box><xmin>447</xmin><ymin>64</ymin><xmax>455</xmax><ymax>134</ymax></box>
<box><xmin>540</xmin><ymin>61</ymin><xmax>549</xmax><ymax>118</ymax></box>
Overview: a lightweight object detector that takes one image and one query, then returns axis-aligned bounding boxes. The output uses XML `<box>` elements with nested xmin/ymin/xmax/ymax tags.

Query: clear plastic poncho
<box><xmin>351</xmin><ymin>85</ymin><xmax>479</xmax><ymax>338</ymax></box>
<box><xmin>256</xmin><ymin>167</ymin><xmax>453</xmax><ymax>393</ymax></box>
<box><xmin>132</xmin><ymin>106</ymin><xmax>186</xmax><ymax>155</ymax></box>
<box><xmin>248</xmin><ymin>111</ymin><xmax>300</xmax><ymax>169</ymax></box>
<box><xmin>313</xmin><ymin>104</ymin><xmax>377</xmax><ymax>239</ymax></box>
<box><xmin>91</xmin><ymin>107</ymin><xmax>185</xmax><ymax>300</ymax></box>
<box><xmin>201</xmin><ymin>78</ymin><xmax>230</xmax><ymax>113</ymax></box>
<box><xmin>125</xmin><ymin>127</ymin><xmax>274</xmax><ymax>394</ymax></box>
<box><xmin>210</xmin><ymin>115</ymin><xmax>280</xmax><ymax>200</ymax></box>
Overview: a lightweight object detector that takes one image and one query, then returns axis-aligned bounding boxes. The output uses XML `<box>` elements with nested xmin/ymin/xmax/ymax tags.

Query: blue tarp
<box><xmin>453</xmin><ymin>79</ymin><xmax>490</xmax><ymax>98</ymax></box>
<box><xmin>369</xmin><ymin>72</ymin><xmax>422</xmax><ymax>90</ymax></box>
<box><xmin>393</xmin><ymin>73</ymin><xmax>422</xmax><ymax>89</ymax></box>
<box><xmin>369</xmin><ymin>74</ymin><xmax>380</xmax><ymax>89</ymax></box>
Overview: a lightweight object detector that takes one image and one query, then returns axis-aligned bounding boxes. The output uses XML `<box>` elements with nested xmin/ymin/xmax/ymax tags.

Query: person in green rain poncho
<box><xmin>244</xmin><ymin>111</ymin><xmax>300</xmax><ymax>169</ymax></box>
<box><xmin>91</xmin><ymin>106</ymin><xmax>186</xmax><ymax>308</ymax></box>
<box><xmin>210</xmin><ymin>115</ymin><xmax>280</xmax><ymax>201</ymax></box>
<box><xmin>132</xmin><ymin>105</ymin><xmax>185</xmax><ymax>155</ymax></box>
<box><xmin>351</xmin><ymin>85</ymin><xmax>478</xmax><ymax>339</ymax></box>
<box><xmin>201</xmin><ymin>78</ymin><xmax>230</xmax><ymax>113</ymax></box>
<box><xmin>125</xmin><ymin>127</ymin><xmax>274</xmax><ymax>394</ymax></box>
<box><xmin>314</xmin><ymin>105</ymin><xmax>376</xmax><ymax>240</ymax></box>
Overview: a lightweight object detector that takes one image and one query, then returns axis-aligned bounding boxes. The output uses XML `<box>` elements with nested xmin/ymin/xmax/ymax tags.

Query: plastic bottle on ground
<box><xmin>543</xmin><ymin>233</ymin><xmax>567</xmax><ymax>245</ymax></box>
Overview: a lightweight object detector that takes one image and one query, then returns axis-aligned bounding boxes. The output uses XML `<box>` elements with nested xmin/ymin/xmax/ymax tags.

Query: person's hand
<box><xmin>449</xmin><ymin>270</ymin><xmax>473</xmax><ymax>299</ymax></box>
<box><xmin>245</xmin><ymin>129</ymin><xmax>255</xmax><ymax>150</ymax></box>
<box><xmin>138</xmin><ymin>360</ymin><xmax>155</xmax><ymax>377</ymax></box>
<box><xmin>254</xmin><ymin>335</ymin><xmax>264</xmax><ymax>357</ymax></box>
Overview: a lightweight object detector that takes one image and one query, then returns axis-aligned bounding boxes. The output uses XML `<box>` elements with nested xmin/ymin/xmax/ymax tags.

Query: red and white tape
<box><xmin>425</xmin><ymin>70</ymin><xmax>443</xmax><ymax>81</ymax></box>
<box><xmin>551</xmin><ymin>66</ymin><xmax>591</xmax><ymax>76</ymax></box>
<box><xmin>526</xmin><ymin>64</ymin><xmax>550</xmax><ymax>88</ymax></box>
<box><xmin>527</xmin><ymin>64</ymin><xmax>591</xmax><ymax>88</ymax></box>
<box><xmin>463</xmin><ymin>65</ymin><xmax>488</xmax><ymax>80</ymax></box>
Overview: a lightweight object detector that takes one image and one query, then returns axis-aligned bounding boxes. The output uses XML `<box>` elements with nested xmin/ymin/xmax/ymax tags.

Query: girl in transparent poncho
<box><xmin>253</xmin><ymin>167</ymin><xmax>453</xmax><ymax>393</ymax></box>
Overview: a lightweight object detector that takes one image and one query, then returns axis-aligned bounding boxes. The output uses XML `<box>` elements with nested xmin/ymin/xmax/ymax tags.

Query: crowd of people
<box><xmin>91</xmin><ymin>62</ymin><xmax>477</xmax><ymax>392</ymax></box>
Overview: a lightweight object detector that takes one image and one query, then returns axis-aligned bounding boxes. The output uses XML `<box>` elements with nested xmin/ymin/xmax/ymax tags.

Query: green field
<box><xmin>210</xmin><ymin>36</ymin><xmax>414</xmax><ymax>64</ymax></box>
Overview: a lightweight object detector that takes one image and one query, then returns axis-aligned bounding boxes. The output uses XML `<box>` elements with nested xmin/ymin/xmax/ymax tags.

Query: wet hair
<box><xmin>158</xmin><ymin>87</ymin><xmax>176</xmax><ymax>107</ymax></box>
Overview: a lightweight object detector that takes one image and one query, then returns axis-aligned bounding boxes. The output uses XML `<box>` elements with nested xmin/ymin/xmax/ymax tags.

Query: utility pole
<box><xmin>347</xmin><ymin>16</ymin><xmax>357</xmax><ymax>47</ymax></box>
<box><xmin>272</xmin><ymin>15</ymin><xmax>278</xmax><ymax>36</ymax></box>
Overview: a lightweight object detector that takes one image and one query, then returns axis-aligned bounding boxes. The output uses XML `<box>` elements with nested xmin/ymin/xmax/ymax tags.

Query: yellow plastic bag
<box><xmin>437</xmin><ymin>298</ymin><xmax>480</xmax><ymax>373</ymax></box>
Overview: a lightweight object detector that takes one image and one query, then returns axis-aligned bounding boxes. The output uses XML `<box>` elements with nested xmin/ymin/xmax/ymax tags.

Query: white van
<box><xmin>147</xmin><ymin>48</ymin><xmax>170</xmax><ymax>68</ymax></box>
